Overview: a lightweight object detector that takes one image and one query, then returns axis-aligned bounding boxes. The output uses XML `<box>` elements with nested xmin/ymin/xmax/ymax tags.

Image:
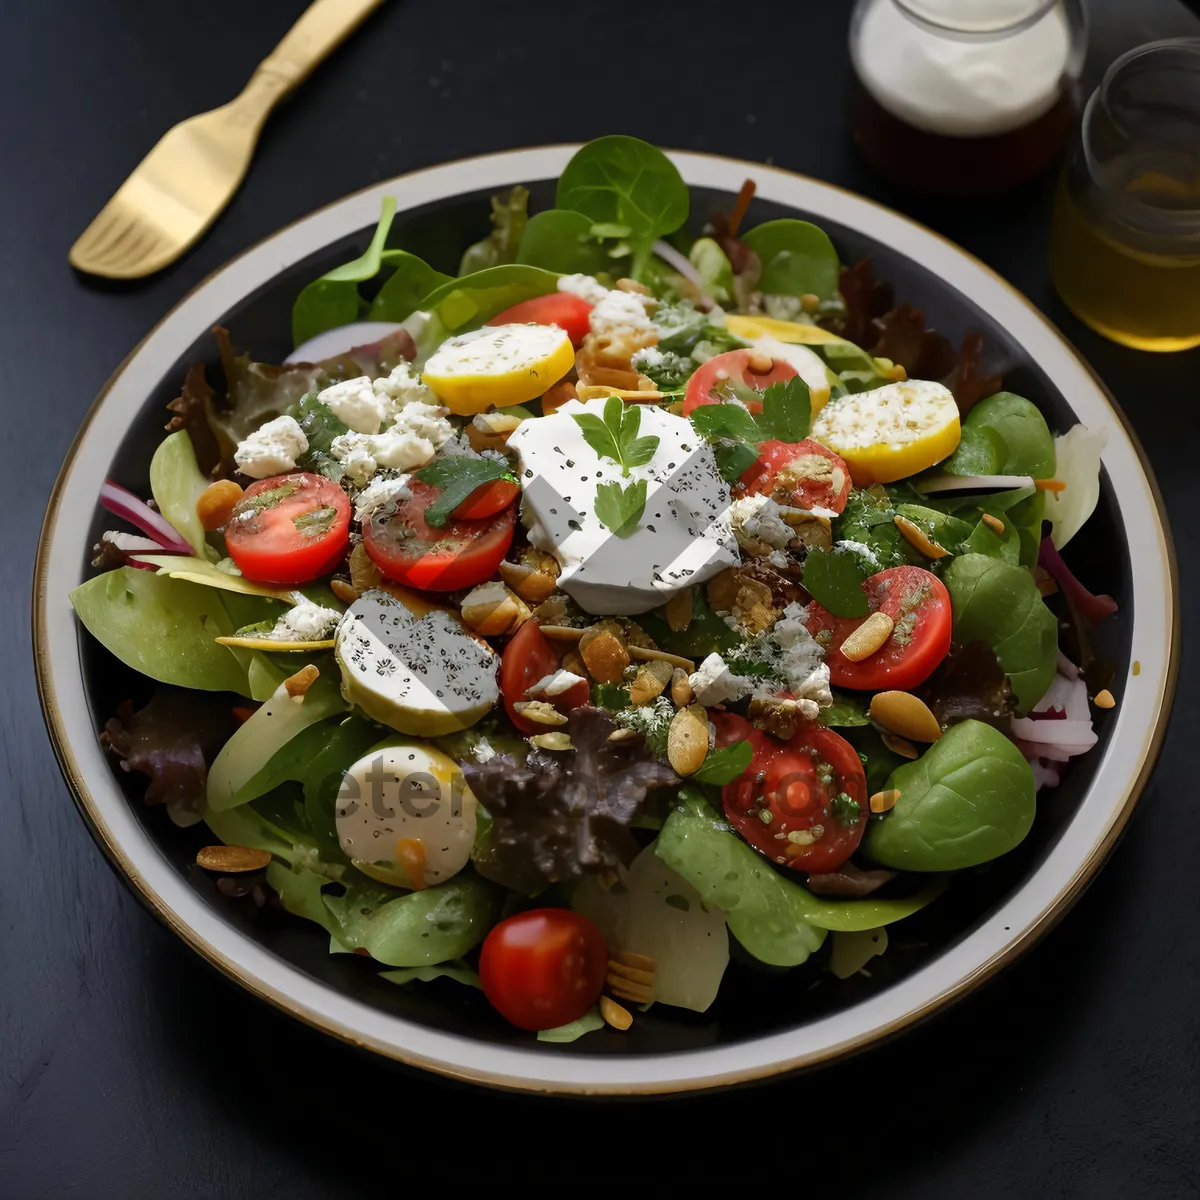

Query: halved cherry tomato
<box><xmin>488</xmin><ymin>293</ymin><xmax>593</xmax><ymax>347</ymax></box>
<box><xmin>363</xmin><ymin>479</ymin><xmax>514</xmax><ymax>592</ymax></box>
<box><xmin>683</xmin><ymin>348</ymin><xmax>797</xmax><ymax>416</ymax></box>
<box><xmin>225</xmin><ymin>472</ymin><xmax>351</xmax><ymax>585</ymax></box>
<box><xmin>738</xmin><ymin>439</ymin><xmax>852</xmax><ymax>516</ymax></box>
<box><xmin>480</xmin><ymin>908</ymin><xmax>609</xmax><ymax>1031</ymax></box>
<box><xmin>805</xmin><ymin>566</ymin><xmax>952</xmax><ymax>691</ymax></box>
<box><xmin>452</xmin><ymin>477</ymin><xmax>520</xmax><ymax>521</ymax></box>
<box><xmin>500</xmin><ymin>620</ymin><xmax>590</xmax><ymax>734</ymax></box>
<box><xmin>714</xmin><ymin>713</ymin><xmax>869</xmax><ymax>874</ymax></box>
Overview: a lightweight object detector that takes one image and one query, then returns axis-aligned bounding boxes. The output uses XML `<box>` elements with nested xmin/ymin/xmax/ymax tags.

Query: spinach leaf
<box><xmin>266</xmin><ymin>861</ymin><xmax>342</xmax><ymax>936</ymax></box>
<box><xmin>292</xmin><ymin>197</ymin><xmax>396</xmax><ymax>347</ymax></box>
<box><xmin>865</xmin><ymin>720</ymin><xmax>1036</xmax><ymax>870</ymax></box>
<box><xmin>516</xmin><ymin>208</ymin><xmax>610</xmax><ymax>275</ymax></box>
<box><xmin>537</xmin><ymin>1008</ymin><xmax>606</xmax><ymax>1043</ymax></box>
<box><xmin>416</xmin><ymin>264</ymin><xmax>561</xmax><ymax>335</ymax></box>
<box><xmin>556</xmin><ymin>136</ymin><xmax>689</xmax><ymax>273</ymax></box>
<box><xmin>817</xmin><ymin>691</ymin><xmax>871</xmax><ymax>727</ymax></box>
<box><xmin>458</xmin><ymin>186</ymin><xmax>529</xmax><ymax>275</ymax></box>
<box><xmin>740</xmin><ymin>219</ymin><xmax>841</xmax><ymax>302</ymax></box>
<box><xmin>367</xmin><ymin>250</ymin><xmax>452</xmax><ymax>323</ymax></box>
<box><xmin>758</xmin><ymin>376</ymin><xmax>813</xmax><ymax>442</ymax></box>
<box><xmin>893</xmin><ymin>503</ymin><xmax>974</xmax><ymax>550</ymax></box>
<box><xmin>205</xmin><ymin>800</ymin><xmax>327</xmax><ymax>871</ymax></box>
<box><xmin>958</xmin><ymin>514</ymin><xmax>1020</xmax><ymax>563</ymax></box>
<box><xmin>930</xmin><ymin>486</ymin><xmax>1044</xmax><ymax>568</ymax></box>
<box><xmin>293</xmin><ymin>390</ymin><xmax>349</xmax><ymax>459</ymax></box>
<box><xmin>379</xmin><ymin>960</ymin><xmax>482</xmax><ymax>989</ymax></box>
<box><xmin>149</xmin><ymin>431</ymin><xmax>212</xmax><ymax>558</ymax></box>
<box><xmin>688</xmin><ymin>402</ymin><xmax>762</xmax><ymax>445</ymax></box>
<box><xmin>653</xmin><ymin>298</ymin><xmax>745</xmax><ymax>357</ymax></box>
<box><xmin>842</xmin><ymin>725</ymin><xmax>907</xmax><ymax>794</ymax></box>
<box><xmin>415</xmin><ymin>456</ymin><xmax>516</xmax><ymax>528</ymax></box>
<box><xmin>942</xmin><ymin>554</ymin><xmax>1057</xmax><ymax>713</ymax></box>
<box><xmin>688</xmin><ymin>237</ymin><xmax>734</xmax><ymax>303</ymax></box>
<box><xmin>638</xmin><ymin>588</ymin><xmax>741</xmax><ymax>658</ymax></box>
<box><xmin>941</xmin><ymin>392</ymin><xmax>1056</xmax><ymax>478</ymax></box>
<box><xmin>691</xmin><ymin>740</ymin><xmax>753</xmax><ymax>785</ymax></box>
<box><xmin>715</xmin><ymin>441</ymin><xmax>761</xmax><ymax>482</ymax></box>
<box><xmin>834</xmin><ymin>490</ymin><xmax>921</xmax><ymax>570</ymax></box>
<box><xmin>802</xmin><ymin>548</ymin><xmax>870</xmax><ymax>617</ymax></box>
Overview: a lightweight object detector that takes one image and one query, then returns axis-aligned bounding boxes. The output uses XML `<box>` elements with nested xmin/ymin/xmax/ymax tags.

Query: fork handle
<box><xmin>238</xmin><ymin>0</ymin><xmax>390</xmax><ymax>113</ymax></box>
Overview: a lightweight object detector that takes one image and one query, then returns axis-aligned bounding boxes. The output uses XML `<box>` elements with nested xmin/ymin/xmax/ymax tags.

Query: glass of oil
<box><xmin>1052</xmin><ymin>38</ymin><xmax>1200</xmax><ymax>352</ymax></box>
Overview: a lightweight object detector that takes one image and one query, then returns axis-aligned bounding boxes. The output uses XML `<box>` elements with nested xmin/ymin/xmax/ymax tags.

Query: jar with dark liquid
<box><xmin>850</xmin><ymin>0</ymin><xmax>1088</xmax><ymax>196</ymax></box>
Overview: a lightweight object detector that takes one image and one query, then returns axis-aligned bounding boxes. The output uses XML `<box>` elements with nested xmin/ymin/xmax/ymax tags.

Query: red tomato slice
<box><xmin>683</xmin><ymin>349</ymin><xmax>797</xmax><ymax>417</ymax></box>
<box><xmin>500</xmin><ymin>620</ymin><xmax>590</xmax><ymax>734</ymax></box>
<box><xmin>225</xmin><ymin>472</ymin><xmax>351</xmax><ymax>586</ymax></box>
<box><xmin>362</xmin><ymin>479</ymin><xmax>514</xmax><ymax>593</ymax></box>
<box><xmin>738</xmin><ymin>439</ymin><xmax>852</xmax><ymax>515</ymax></box>
<box><xmin>479</xmin><ymin>908</ymin><xmax>608</xmax><ymax>1031</ymax></box>
<box><xmin>715</xmin><ymin>713</ymin><xmax>869</xmax><ymax>874</ymax></box>
<box><xmin>805</xmin><ymin>566</ymin><xmax>952</xmax><ymax>691</ymax></box>
<box><xmin>452</xmin><ymin>477</ymin><xmax>519</xmax><ymax>521</ymax></box>
<box><xmin>488</xmin><ymin>293</ymin><xmax>593</xmax><ymax>347</ymax></box>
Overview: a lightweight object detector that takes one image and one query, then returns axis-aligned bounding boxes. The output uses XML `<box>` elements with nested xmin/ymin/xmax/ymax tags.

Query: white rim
<box><xmin>38</xmin><ymin>147</ymin><xmax>1174</xmax><ymax>1093</ymax></box>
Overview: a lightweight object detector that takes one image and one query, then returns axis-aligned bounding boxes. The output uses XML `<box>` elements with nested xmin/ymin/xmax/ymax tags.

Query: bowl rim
<box><xmin>34</xmin><ymin>145</ymin><xmax>1180</xmax><ymax>1096</ymax></box>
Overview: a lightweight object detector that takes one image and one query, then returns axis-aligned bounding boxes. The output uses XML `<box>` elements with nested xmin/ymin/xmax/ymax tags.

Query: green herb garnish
<box><xmin>415</xmin><ymin>456</ymin><xmax>517</xmax><ymax>528</ymax></box>
<box><xmin>293</xmin><ymin>505</ymin><xmax>338</xmax><ymax>536</ymax></box>
<box><xmin>691</xmin><ymin>740</ymin><xmax>753</xmax><ymax>785</ymax></box>
<box><xmin>572</xmin><ymin>395</ymin><xmax>660</xmax><ymax>477</ymax></box>
<box><xmin>689</xmin><ymin>376</ymin><xmax>812</xmax><ymax>481</ymax></box>
<box><xmin>831</xmin><ymin>792</ymin><xmax>862</xmax><ymax>827</ymax></box>
<box><xmin>802</xmin><ymin>548</ymin><xmax>870</xmax><ymax>618</ymax></box>
<box><xmin>594</xmin><ymin>478</ymin><xmax>648</xmax><ymax>537</ymax></box>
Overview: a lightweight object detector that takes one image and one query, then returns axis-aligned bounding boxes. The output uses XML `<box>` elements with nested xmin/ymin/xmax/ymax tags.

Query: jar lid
<box><xmin>894</xmin><ymin>0</ymin><xmax>1058</xmax><ymax>36</ymax></box>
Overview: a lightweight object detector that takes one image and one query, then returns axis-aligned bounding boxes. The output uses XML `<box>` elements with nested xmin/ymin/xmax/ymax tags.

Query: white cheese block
<box><xmin>506</xmin><ymin>398</ymin><xmax>740</xmax><ymax>615</ymax></box>
<box><xmin>335</xmin><ymin>588</ymin><xmax>500</xmax><ymax>736</ymax></box>
<box><xmin>336</xmin><ymin>741</ymin><xmax>477</xmax><ymax>888</ymax></box>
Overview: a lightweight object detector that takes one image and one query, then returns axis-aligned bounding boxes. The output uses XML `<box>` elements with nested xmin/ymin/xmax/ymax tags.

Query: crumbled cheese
<box><xmin>810</xmin><ymin>505</ymin><xmax>839</xmax><ymax>520</ymax></box>
<box><xmin>614</xmin><ymin>695</ymin><xmax>675</xmax><ymax>746</ymax></box>
<box><xmin>689</xmin><ymin>652</ymin><xmax>755</xmax><ymax>707</ymax></box>
<box><xmin>526</xmin><ymin>670</ymin><xmax>588</xmax><ymax>699</ymax></box>
<box><xmin>557</xmin><ymin>273</ymin><xmax>611</xmax><ymax>306</ymax></box>
<box><xmin>836</xmin><ymin>539</ymin><xmax>881</xmax><ymax>570</ymax></box>
<box><xmin>763</xmin><ymin>293</ymin><xmax>806</xmax><ymax>322</ymax></box>
<box><xmin>333</xmin><ymin>440</ymin><xmax>377</xmax><ymax>488</ymax></box>
<box><xmin>768</xmin><ymin>549</ymin><xmax>791</xmax><ymax>569</ymax></box>
<box><xmin>100</xmin><ymin>531</ymin><xmax>162</xmax><ymax>554</ymax></box>
<box><xmin>264</xmin><ymin>598</ymin><xmax>342</xmax><ymax>642</ymax></box>
<box><xmin>331</xmin><ymin>401</ymin><xmax>453</xmax><ymax>486</ymax></box>
<box><xmin>728</xmin><ymin>601</ymin><xmax>833</xmax><ymax>717</ymax></box>
<box><xmin>631</xmin><ymin>345</ymin><xmax>666</xmax><ymax>369</ymax></box>
<box><xmin>353</xmin><ymin>474</ymin><xmax>412</xmax><ymax>523</ymax></box>
<box><xmin>234</xmin><ymin>415</ymin><xmax>308</xmax><ymax>479</ymax></box>
<box><xmin>589</xmin><ymin>289</ymin><xmax>657</xmax><ymax>342</ymax></box>
<box><xmin>373</xmin><ymin>361</ymin><xmax>438</xmax><ymax>411</ymax></box>
<box><xmin>472</xmin><ymin>735</ymin><xmax>497</xmax><ymax>763</ymax></box>
<box><xmin>319</xmin><ymin>376</ymin><xmax>385</xmax><ymax>435</ymax></box>
<box><xmin>729</xmin><ymin>495</ymin><xmax>793</xmax><ymax>551</ymax></box>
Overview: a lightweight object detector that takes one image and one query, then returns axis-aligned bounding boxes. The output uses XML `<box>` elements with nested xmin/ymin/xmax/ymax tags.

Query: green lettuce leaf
<box><xmin>379</xmin><ymin>961</ymin><xmax>481</xmax><ymax>989</ymax></box>
<box><xmin>537</xmin><ymin>1008</ymin><xmax>605</xmax><ymax>1043</ymax></box>
<box><xmin>149</xmin><ymin>431</ymin><xmax>213</xmax><ymax>557</ymax></box>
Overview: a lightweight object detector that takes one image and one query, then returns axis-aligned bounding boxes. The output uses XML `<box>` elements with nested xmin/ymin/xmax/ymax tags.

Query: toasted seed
<box><xmin>349</xmin><ymin>543</ymin><xmax>384</xmax><ymax>593</ymax></box>
<box><xmin>665</xmin><ymin>588</ymin><xmax>694</xmax><ymax>632</ymax></box>
<box><xmin>473</xmin><ymin>411</ymin><xmax>524</xmax><ymax>435</ymax></box>
<box><xmin>787</xmin><ymin>826</ymin><xmax>822</xmax><ymax>845</ymax></box>
<box><xmin>870</xmin><ymin>789</ymin><xmax>901</xmax><ymax>813</ymax></box>
<box><xmin>561</xmin><ymin>649</ymin><xmax>587</xmax><ymax>677</ymax></box>
<box><xmin>668</xmin><ymin>704</ymin><xmax>709</xmax><ymax>776</ymax></box>
<box><xmin>894</xmin><ymin>514</ymin><xmax>950</xmax><ymax>559</ymax></box>
<box><xmin>629</xmin><ymin>658</ymin><xmax>674</xmax><ymax>706</ymax></box>
<box><xmin>746</xmin><ymin>349</ymin><xmax>774</xmax><ymax>373</ymax></box>
<box><xmin>600</xmin><ymin>995</ymin><xmax>633</xmax><ymax>1030</ymax></box>
<box><xmin>980</xmin><ymin>512</ymin><xmax>1006</xmax><ymax>536</ymax></box>
<box><xmin>748</xmin><ymin>694</ymin><xmax>806</xmax><ymax>741</ymax></box>
<box><xmin>840</xmin><ymin>612</ymin><xmax>895</xmax><ymax>662</ymax></box>
<box><xmin>607</xmin><ymin>727</ymin><xmax>640</xmax><ymax>743</ymax></box>
<box><xmin>538</xmin><ymin>623</ymin><xmax>585</xmax><ymax>642</ymax></box>
<box><xmin>881</xmin><ymin>733</ymin><xmax>919</xmax><ymax>759</ymax></box>
<box><xmin>499</xmin><ymin>551</ymin><xmax>559</xmax><ymax>604</ymax></box>
<box><xmin>580</xmin><ymin>628</ymin><xmax>630</xmax><ymax>684</ymax></box>
<box><xmin>284</xmin><ymin>664</ymin><xmax>320</xmax><ymax>698</ymax></box>
<box><xmin>460</xmin><ymin>582</ymin><xmax>530</xmax><ymax>636</ymax></box>
<box><xmin>196</xmin><ymin>479</ymin><xmax>244</xmax><ymax>531</ymax></box>
<box><xmin>530</xmin><ymin>732</ymin><xmax>573</xmax><ymax>751</ymax></box>
<box><xmin>670</xmin><ymin>667</ymin><xmax>693</xmax><ymax>708</ymax></box>
<box><xmin>512</xmin><ymin>700</ymin><xmax>569</xmax><ymax>726</ymax></box>
<box><xmin>870</xmin><ymin>690</ymin><xmax>942</xmax><ymax>742</ymax></box>
<box><xmin>628</xmin><ymin>644</ymin><xmax>695</xmax><ymax>672</ymax></box>
<box><xmin>801</xmin><ymin>292</ymin><xmax>821</xmax><ymax>313</ymax></box>
<box><xmin>196</xmin><ymin>845</ymin><xmax>271</xmax><ymax>873</ymax></box>
<box><xmin>1094</xmin><ymin>689</ymin><xmax>1116</xmax><ymax>709</ymax></box>
<box><xmin>330</xmin><ymin>578</ymin><xmax>359</xmax><ymax>604</ymax></box>
<box><xmin>615</xmin><ymin>277</ymin><xmax>652</xmax><ymax>295</ymax></box>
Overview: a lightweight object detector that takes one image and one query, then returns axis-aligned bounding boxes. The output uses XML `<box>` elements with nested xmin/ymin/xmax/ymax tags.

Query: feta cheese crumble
<box><xmin>318</xmin><ymin>376</ymin><xmax>387</xmax><ymax>435</ymax></box>
<box><xmin>727</xmin><ymin>602</ymin><xmax>833</xmax><ymax>718</ymax></box>
<box><xmin>234</xmin><ymin>415</ymin><xmax>308</xmax><ymax>479</ymax></box>
<box><xmin>353</xmin><ymin>474</ymin><xmax>412</xmax><ymax>523</ymax></box>
<box><xmin>729</xmin><ymin>495</ymin><xmax>794</xmax><ymax>551</ymax></box>
<box><xmin>526</xmin><ymin>670</ymin><xmax>588</xmax><ymax>699</ymax></box>
<box><xmin>589</xmin><ymin>289</ymin><xmax>657</xmax><ymax>343</ymax></box>
<box><xmin>331</xmin><ymin>401</ymin><xmax>453</xmax><ymax>487</ymax></box>
<box><xmin>689</xmin><ymin>653</ymin><xmax>755</xmax><ymax>707</ymax></box>
<box><xmin>557</xmin><ymin>273</ymin><xmax>611</xmax><ymax>306</ymax></box>
<box><xmin>262</xmin><ymin>598</ymin><xmax>342</xmax><ymax>642</ymax></box>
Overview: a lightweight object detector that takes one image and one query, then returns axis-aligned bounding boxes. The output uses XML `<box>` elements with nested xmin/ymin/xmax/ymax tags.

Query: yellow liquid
<box><xmin>1051</xmin><ymin>179</ymin><xmax>1200</xmax><ymax>352</ymax></box>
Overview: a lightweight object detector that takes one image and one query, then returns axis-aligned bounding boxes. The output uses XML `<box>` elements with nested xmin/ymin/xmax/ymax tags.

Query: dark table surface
<box><xmin>4</xmin><ymin>1</ymin><xmax>1200</xmax><ymax>1195</ymax></box>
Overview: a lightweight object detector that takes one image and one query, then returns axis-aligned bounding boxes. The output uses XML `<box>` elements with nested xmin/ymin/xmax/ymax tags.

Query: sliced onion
<box><xmin>1031</xmin><ymin>760</ymin><xmax>1061</xmax><ymax>790</ymax></box>
<box><xmin>651</xmin><ymin>240</ymin><xmax>714</xmax><ymax>307</ymax></box>
<box><xmin>1057</xmin><ymin>650</ymin><xmax>1080</xmax><ymax>680</ymax></box>
<box><xmin>916</xmin><ymin>474</ymin><xmax>1036</xmax><ymax>493</ymax></box>
<box><xmin>285</xmin><ymin>321</ymin><xmax>405</xmax><ymax>365</ymax></box>
<box><xmin>99</xmin><ymin>481</ymin><xmax>192</xmax><ymax>554</ymax></box>
<box><xmin>1039</xmin><ymin>537</ymin><xmax>1118</xmax><ymax>624</ymax></box>
<box><xmin>1012</xmin><ymin>716</ymin><xmax>1098</xmax><ymax>751</ymax></box>
<box><xmin>1033</xmin><ymin>674</ymin><xmax>1089</xmax><ymax>722</ymax></box>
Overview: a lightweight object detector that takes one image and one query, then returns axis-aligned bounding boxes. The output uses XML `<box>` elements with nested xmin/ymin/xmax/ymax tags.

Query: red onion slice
<box><xmin>651</xmin><ymin>240</ymin><xmax>714</xmax><ymax>307</ymax></box>
<box><xmin>99</xmin><ymin>481</ymin><xmax>192</xmax><ymax>554</ymax></box>
<box><xmin>285</xmin><ymin>321</ymin><xmax>405</xmax><ymax>365</ymax></box>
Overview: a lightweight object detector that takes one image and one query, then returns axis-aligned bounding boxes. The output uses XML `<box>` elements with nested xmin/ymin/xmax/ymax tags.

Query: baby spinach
<box><xmin>691</xmin><ymin>740</ymin><xmax>753</xmax><ymax>785</ymax></box>
<box><xmin>416</xmin><ymin>264</ymin><xmax>560</xmax><ymax>334</ymax></box>
<box><xmin>940</xmin><ymin>392</ymin><xmax>1056</xmax><ymax>479</ymax></box>
<box><xmin>556</xmin><ymin>136</ymin><xmax>689</xmax><ymax>277</ymax></box>
<box><xmin>843</xmin><ymin>725</ymin><xmax>907</xmax><ymax>794</ymax></box>
<box><xmin>802</xmin><ymin>548</ymin><xmax>870</xmax><ymax>618</ymax></box>
<box><xmin>149</xmin><ymin>431</ymin><xmax>213</xmax><ymax>558</ymax></box>
<box><xmin>458</xmin><ymin>186</ymin><xmax>529</xmax><ymax>275</ymax></box>
<box><xmin>740</xmin><ymin>219</ymin><xmax>841</xmax><ymax>302</ymax></box>
<box><xmin>292</xmin><ymin>197</ymin><xmax>396</xmax><ymax>347</ymax></box>
<box><xmin>367</xmin><ymin>250</ymin><xmax>452</xmax><ymax>323</ymax></box>
<box><xmin>379</xmin><ymin>961</ymin><xmax>482</xmax><ymax>989</ymax></box>
<box><xmin>865</xmin><ymin>720</ymin><xmax>1036</xmax><ymax>871</ymax></box>
<box><xmin>942</xmin><ymin>553</ymin><xmax>1057</xmax><ymax>713</ymax></box>
<box><xmin>516</xmin><ymin>208</ymin><xmax>610</xmax><ymax>275</ymax></box>
<box><xmin>818</xmin><ymin>691</ymin><xmax>871</xmax><ymax>728</ymax></box>
<box><xmin>638</xmin><ymin>589</ymin><xmax>740</xmax><ymax>658</ymax></box>
<box><xmin>958</xmin><ymin>513</ymin><xmax>1020</xmax><ymax>563</ymax></box>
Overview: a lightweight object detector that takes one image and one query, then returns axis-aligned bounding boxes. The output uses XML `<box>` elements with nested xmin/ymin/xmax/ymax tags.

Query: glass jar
<box><xmin>1052</xmin><ymin>38</ymin><xmax>1200</xmax><ymax>352</ymax></box>
<box><xmin>849</xmin><ymin>0</ymin><xmax>1088</xmax><ymax>195</ymax></box>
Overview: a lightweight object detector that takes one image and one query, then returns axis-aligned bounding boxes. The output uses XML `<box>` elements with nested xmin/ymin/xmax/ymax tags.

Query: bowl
<box><xmin>35</xmin><ymin>146</ymin><xmax>1178</xmax><ymax>1095</ymax></box>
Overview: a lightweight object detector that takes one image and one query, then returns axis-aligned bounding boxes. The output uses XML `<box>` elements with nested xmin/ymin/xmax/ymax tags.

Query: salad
<box><xmin>74</xmin><ymin>136</ymin><xmax>1118</xmax><ymax>1042</ymax></box>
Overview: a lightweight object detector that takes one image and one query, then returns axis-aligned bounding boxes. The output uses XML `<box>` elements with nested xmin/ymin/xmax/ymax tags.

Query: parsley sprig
<box><xmin>689</xmin><ymin>375</ymin><xmax>814</xmax><ymax>481</ymax></box>
<box><xmin>415</xmin><ymin>456</ymin><xmax>517</xmax><ymax>528</ymax></box>
<box><xmin>572</xmin><ymin>395</ymin><xmax>660</xmax><ymax>478</ymax></box>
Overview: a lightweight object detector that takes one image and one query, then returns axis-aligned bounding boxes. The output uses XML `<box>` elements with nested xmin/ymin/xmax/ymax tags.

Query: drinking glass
<box><xmin>1052</xmin><ymin>38</ymin><xmax>1200</xmax><ymax>352</ymax></box>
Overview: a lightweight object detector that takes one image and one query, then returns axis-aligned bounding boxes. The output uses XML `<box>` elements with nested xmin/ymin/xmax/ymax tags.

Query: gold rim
<box><xmin>34</xmin><ymin>147</ymin><xmax>1180</xmax><ymax>1095</ymax></box>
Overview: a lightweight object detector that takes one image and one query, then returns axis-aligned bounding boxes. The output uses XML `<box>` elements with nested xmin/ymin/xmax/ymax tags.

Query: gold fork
<box><xmin>69</xmin><ymin>0</ymin><xmax>389</xmax><ymax>280</ymax></box>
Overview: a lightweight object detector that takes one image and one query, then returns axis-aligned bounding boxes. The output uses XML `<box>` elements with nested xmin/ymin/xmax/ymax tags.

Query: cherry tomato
<box><xmin>805</xmin><ymin>566</ymin><xmax>952</xmax><ymax>691</ymax></box>
<box><xmin>363</xmin><ymin>479</ymin><xmax>514</xmax><ymax>593</ymax></box>
<box><xmin>225</xmin><ymin>472</ymin><xmax>351</xmax><ymax>585</ymax></box>
<box><xmin>738</xmin><ymin>438</ymin><xmax>852</xmax><ymax>516</ymax></box>
<box><xmin>500</xmin><ymin>620</ymin><xmax>590</xmax><ymax>734</ymax></box>
<box><xmin>488</xmin><ymin>293</ymin><xmax>593</xmax><ymax>347</ymax></box>
<box><xmin>682</xmin><ymin>349</ymin><xmax>797</xmax><ymax>417</ymax></box>
<box><xmin>479</xmin><ymin>908</ymin><xmax>608</xmax><ymax>1031</ymax></box>
<box><xmin>452</xmin><ymin>477</ymin><xmax>520</xmax><ymax>521</ymax></box>
<box><xmin>714</xmin><ymin>713</ymin><xmax>869</xmax><ymax>874</ymax></box>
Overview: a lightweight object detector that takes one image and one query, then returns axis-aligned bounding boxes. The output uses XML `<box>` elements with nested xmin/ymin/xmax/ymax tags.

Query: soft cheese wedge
<box><xmin>422</xmin><ymin>323</ymin><xmax>574</xmax><ymax>414</ymax></box>
<box><xmin>336</xmin><ymin>740</ymin><xmax>477</xmax><ymax>888</ymax></box>
<box><xmin>335</xmin><ymin>588</ymin><xmax>500</xmax><ymax>736</ymax></box>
